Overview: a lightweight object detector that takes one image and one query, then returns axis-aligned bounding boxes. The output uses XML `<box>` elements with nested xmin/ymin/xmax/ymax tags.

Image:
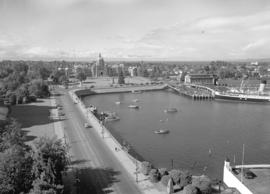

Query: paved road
<box><xmin>57</xmin><ymin>88</ymin><xmax>142</xmax><ymax>194</ymax></box>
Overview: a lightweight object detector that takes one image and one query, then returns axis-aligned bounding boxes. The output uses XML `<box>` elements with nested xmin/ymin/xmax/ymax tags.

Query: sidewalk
<box><xmin>69</xmin><ymin>90</ymin><xmax>165</xmax><ymax>194</ymax></box>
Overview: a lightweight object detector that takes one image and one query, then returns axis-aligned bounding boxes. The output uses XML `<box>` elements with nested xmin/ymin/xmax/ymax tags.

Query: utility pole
<box><xmin>241</xmin><ymin>144</ymin><xmax>245</xmax><ymax>183</ymax></box>
<box><xmin>171</xmin><ymin>159</ymin><xmax>174</xmax><ymax>169</ymax></box>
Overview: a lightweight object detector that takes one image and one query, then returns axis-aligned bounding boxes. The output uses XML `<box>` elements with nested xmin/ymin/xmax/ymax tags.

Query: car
<box><xmin>84</xmin><ymin>123</ymin><xmax>91</xmax><ymax>128</ymax></box>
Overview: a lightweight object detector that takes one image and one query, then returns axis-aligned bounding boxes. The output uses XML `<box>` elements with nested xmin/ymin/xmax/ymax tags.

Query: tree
<box><xmin>179</xmin><ymin>170</ymin><xmax>192</xmax><ymax>188</ymax></box>
<box><xmin>0</xmin><ymin>145</ymin><xmax>33</xmax><ymax>193</ymax></box>
<box><xmin>169</xmin><ymin>169</ymin><xmax>181</xmax><ymax>185</ymax></box>
<box><xmin>39</xmin><ymin>67</ymin><xmax>52</xmax><ymax>80</ymax></box>
<box><xmin>31</xmin><ymin>137</ymin><xmax>69</xmax><ymax>192</ymax></box>
<box><xmin>140</xmin><ymin>161</ymin><xmax>152</xmax><ymax>175</ymax></box>
<box><xmin>192</xmin><ymin>175</ymin><xmax>212</xmax><ymax>194</ymax></box>
<box><xmin>28</xmin><ymin>79</ymin><xmax>50</xmax><ymax>98</ymax></box>
<box><xmin>149</xmin><ymin>169</ymin><xmax>160</xmax><ymax>183</ymax></box>
<box><xmin>0</xmin><ymin>118</ymin><xmax>26</xmax><ymax>152</ymax></box>
<box><xmin>76</xmin><ymin>71</ymin><xmax>87</xmax><ymax>83</ymax></box>
<box><xmin>183</xmin><ymin>184</ymin><xmax>199</xmax><ymax>194</ymax></box>
<box><xmin>159</xmin><ymin>168</ymin><xmax>168</xmax><ymax>177</ymax></box>
<box><xmin>161</xmin><ymin>175</ymin><xmax>171</xmax><ymax>186</ymax></box>
<box><xmin>118</xmin><ymin>70</ymin><xmax>125</xmax><ymax>84</ymax></box>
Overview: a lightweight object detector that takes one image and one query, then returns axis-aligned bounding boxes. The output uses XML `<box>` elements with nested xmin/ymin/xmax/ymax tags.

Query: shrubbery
<box><xmin>149</xmin><ymin>169</ymin><xmax>160</xmax><ymax>183</ymax></box>
<box><xmin>140</xmin><ymin>161</ymin><xmax>152</xmax><ymax>175</ymax></box>
<box><xmin>183</xmin><ymin>184</ymin><xmax>199</xmax><ymax>194</ymax></box>
<box><xmin>160</xmin><ymin>175</ymin><xmax>171</xmax><ymax>186</ymax></box>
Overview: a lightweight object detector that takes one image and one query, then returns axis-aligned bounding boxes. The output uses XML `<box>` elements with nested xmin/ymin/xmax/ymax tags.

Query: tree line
<box><xmin>0</xmin><ymin>118</ymin><xmax>69</xmax><ymax>194</ymax></box>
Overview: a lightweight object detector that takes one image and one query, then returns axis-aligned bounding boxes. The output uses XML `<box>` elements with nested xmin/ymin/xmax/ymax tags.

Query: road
<box><xmin>57</xmin><ymin>87</ymin><xmax>142</xmax><ymax>194</ymax></box>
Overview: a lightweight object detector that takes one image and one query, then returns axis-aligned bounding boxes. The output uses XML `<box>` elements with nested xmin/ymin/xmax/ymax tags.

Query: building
<box><xmin>128</xmin><ymin>66</ymin><xmax>138</xmax><ymax>77</ymax></box>
<box><xmin>91</xmin><ymin>53</ymin><xmax>107</xmax><ymax>77</ymax></box>
<box><xmin>223</xmin><ymin>160</ymin><xmax>270</xmax><ymax>194</ymax></box>
<box><xmin>184</xmin><ymin>73</ymin><xmax>216</xmax><ymax>85</ymax></box>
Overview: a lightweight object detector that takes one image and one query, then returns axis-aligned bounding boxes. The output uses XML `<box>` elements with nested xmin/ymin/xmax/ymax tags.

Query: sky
<box><xmin>1</xmin><ymin>0</ymin><xmax>270</xmax><ymax>61</ymax></box>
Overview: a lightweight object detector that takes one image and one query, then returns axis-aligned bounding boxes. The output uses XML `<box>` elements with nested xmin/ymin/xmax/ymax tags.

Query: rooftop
<box><xmin>234</xmin><ymin>168</ymin><xmax>270</xmax><ymax>194</ymax></box>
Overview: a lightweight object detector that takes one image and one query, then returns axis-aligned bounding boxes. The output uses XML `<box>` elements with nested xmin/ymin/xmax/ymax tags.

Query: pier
<box><xmin>167</xmin><ymin>83</ymin><xmax>215</xmax><ymax>101</ymax></box>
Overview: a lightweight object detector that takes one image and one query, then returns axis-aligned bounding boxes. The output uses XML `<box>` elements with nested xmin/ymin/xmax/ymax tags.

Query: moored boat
<box><xmin>132</xmin><ymin>90</ymin><xmax>142</xmax><ymax>94</ymax></box>
<box><xmin>164</xmin><ymin>108</ymin><xmax>178</xmax><ymax>113</ymax></box>
<box><xmin>128</xmin><ymin>104</ymin><xmax>139</xmax><ymax>109</ymax></box>
<box><xmin>155</xmin><ymin>129</ymin><xmax>170</xmax><ymax>134</ymax></box>
<box><xmin>214</xmin><ymin>92</ymin><xmax>270</xmax><ymax>103</ymax></box>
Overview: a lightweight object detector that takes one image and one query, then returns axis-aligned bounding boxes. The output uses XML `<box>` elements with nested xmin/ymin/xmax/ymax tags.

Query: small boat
<box><xmin>115</xmin><ymin>101</ymin><xmax>121</xmax><ymax>105</ymax></box>
<box><xmin>128</xmin><ymin>105</ymin><xmax>139</xmax><ymax>109</ymax></box>
<box><xmin>104</xmin><ymin>112</ymin><xmax>120</xmax><ymax>122</ymax></box>
<box><xmin>164</xmin><ymin>108</ymin><xmax>178</xmax><ymax>113</ymax></box>
<box><xmin>155</xmin><ymin>129</ymin><xmax>170</xmax><ymax>134</ymax></box>
<box><xmin>133</xmin><ymin>99</ymin><xmax>139</xmax><ymax>102</ymax></box>
<box><xmin>132</xmin><ymin>90</ymin><xmax>142</xmax><ymax>94</ymax></box>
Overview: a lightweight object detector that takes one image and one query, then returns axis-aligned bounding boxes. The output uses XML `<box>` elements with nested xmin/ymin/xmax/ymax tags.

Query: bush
<box><xmin>192</xmin><ymin>175</ymin><xmax>212</xmax><ymax>194</ymax></box>
<box><xmin>169</xmin><ymin>169</ymin><xmax>181</xmax><ymax>185</ymax></box>
<box><xmin>179</xmin><ymin>170</ymin><xmax>192</xmax><ymax>188</ymax></box>
<box><xmin>140</xmin><ymin>161</ymin><xmax>152</xmax><ymax>175</ymax></box>
<box><xmin>160</xmin><ymin>175</ymin><xmax>171</xmax><ymax>186</ymax></box>
<box><xmin>159</xmin><ymin>168</ymin><xmax>168</xmax><ymax>177</ymax></box>
<box><xmin>183</xmin><ymin>184</ymin><xmax>199</xmax><ymax>194</ymax></box>
<box><xmin>149</xmin><ymin>169</ymin><xmax>160</xmax><ymax>183</ymax></box>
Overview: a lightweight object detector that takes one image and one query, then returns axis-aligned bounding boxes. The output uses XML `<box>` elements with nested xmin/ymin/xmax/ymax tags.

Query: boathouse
<box><xmin>184</xmin><ymin>74</ymin><xmax>217</xmax><ymax>85</ymax></box>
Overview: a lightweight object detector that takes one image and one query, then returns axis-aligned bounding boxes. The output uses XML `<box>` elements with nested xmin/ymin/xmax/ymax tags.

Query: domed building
<box><xmin>91</xmin><ymin>53</ymin><xmax>107</xmax><ymax>77</ymax></box>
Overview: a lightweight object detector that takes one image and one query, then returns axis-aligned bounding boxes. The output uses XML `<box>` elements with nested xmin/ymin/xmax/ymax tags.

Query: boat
<box><xmin>128</xmin><ymin>105</ymin><xmax>139</xmax><ymax>109</ymax></box>
<box><xmin>214</xmin><ymin>79</ymin><xmax>270</xmax><ymax>103</ymax></box>
<box><xmin>164</xmin><ymin>108</ymin><xmax>178</xmax><ymax>113</ymax></box>
<box><xmin>115</xmin><ymin>101</ymin><xmax>121</xmax><ymax>105</ymax></box>
<box><xmin>214</xmin><ymin>92</ymin><xmax>270</xmax><ymax>103</ymax></box>
<box><xmin>104</xmin><ymin>112</ymin><xmax>120</xmax><ymax>122</ymax></box>
<box><xmin>131</xmin><ymin>90</ymin><xmax>142</xmax><ymax>94</ymax></box>
<box><xmin>133</xmin><ymin>99</ymin><xmax>139</xmax><ymax>102</ymax></box>
<box><xmin>154</xmin><ymin>129</ymin><xmax>170</xmax><ymax>134</ymax></box>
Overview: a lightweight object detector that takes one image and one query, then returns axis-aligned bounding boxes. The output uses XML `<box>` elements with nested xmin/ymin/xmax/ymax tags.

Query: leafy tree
<box><xmin>0</xmin><ymin>119</ymin><xmax>26</xmax><ymax>152</ymax></box>
<box><xmin>28</xmin><ymin>79</ymin><xmax>50</xmax><ymax>98</ymax></box>
<box><xmin>160</xmin><ymin>175</ymin><xmax>171</xmax><ymax>186</ymax></box>
<box><xmin>183</xmin><ymin>184</ymin><xmax>199</xmax><ymax>194</ymax></box>
<box><xmin>179</xmin><ymin>170</ymin><xmax>192</xmax><ymax>188</ymax></box>
<box><xmin>31</xmin><ymin>137</ymin><xmax>69</xmax><ymax>192</ymax></box>
<box><xmin>192</xmin><ymin>175</ymin><xmax>212</xmax><ymax>194</ymax></box>
<box><xmin>149</xmin><ymin>168</ymin><xmax>160</xmax><ymax>183</ymax></box>
<box><xmin>158</xmin><ymin>168</ymin><xmax>168</xmax><ymax>177</ymax></box>
<box><xmin>39</xmin><ymin>67</ymin><xmax>52</xmax><ymax>80</ymax></box>
<box><xmin>140</xmin><ymin>161</ymin><xmax>152</xmax><ymax>175</ymax></box>
<box><xmin>169</xmin><ymin>169</ymin><xmax>182</xmax><ymax>185</ymax></box>
<box><xmin>118</xmin><ymin>70</ymin><xmax>125</xmax><ymax>84</ymax></box>
<box><xmin>0</xmin><ymin>145</ymin><xmax>33</xmax><ymax>193</ymax></box>
<box><xmin>76</xmin><ymin>68</ymin><xmax>87</xmax><ymax>83</ymax></box>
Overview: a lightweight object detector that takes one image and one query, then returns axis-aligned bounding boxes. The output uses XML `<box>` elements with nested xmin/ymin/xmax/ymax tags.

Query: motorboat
<box><xmin>128</xmin><ymin>105</ymin><xmax>139</xmax><ymax>109</ymax></box>
<box><xmin>103</xmin><ymin>112</ymin><xmax>120</xmax><ymax>122</ymax></box>
<box><xmin>132</xmin><ymin>90</ymin><xmax>142</xmax><ymax>94</ymax></box>
<box><xmin>115</xmin><ymin>101</ymin><xmax>121</xmax><ymax>105</ymax></box>
<box><xmin>164</xmin><ymin>108</ymin><xmax>178</xmax><ymax>113</ymax></box>
<box><xmin>154</xmin><ymin>129</ymin><xmax>170</xmax><ymax>134</ymax></box>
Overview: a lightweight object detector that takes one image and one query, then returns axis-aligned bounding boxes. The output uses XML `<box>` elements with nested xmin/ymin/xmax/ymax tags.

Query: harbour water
<box><xmin>83</xmin><ymin>90</ymin><xmax>270</xmax><ymax>179</ymax></box>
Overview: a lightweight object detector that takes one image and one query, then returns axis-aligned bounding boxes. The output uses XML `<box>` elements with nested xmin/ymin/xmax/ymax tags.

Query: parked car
<box><xmin>84</xmin><ymin>123</ymin><xmax>91</xmax><ymax>128</ymax></box>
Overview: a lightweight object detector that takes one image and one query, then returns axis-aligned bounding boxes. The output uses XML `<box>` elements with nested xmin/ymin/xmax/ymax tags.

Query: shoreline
<box><xmin>69</xmin><ymin>86</ymin><xmax>167</xmax><ymax>194</ymax></box>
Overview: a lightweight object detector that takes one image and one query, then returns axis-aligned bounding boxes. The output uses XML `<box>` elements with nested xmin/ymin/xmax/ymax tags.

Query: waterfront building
<box><xmin>184</xmin><ymin>73</ymin><xmax>216</xmax><ymax>85</ymax></box>
<box><xmin>223</xmin><ymin>160</ymin><xmax>270</xmax><ymax>194</ymax></box>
